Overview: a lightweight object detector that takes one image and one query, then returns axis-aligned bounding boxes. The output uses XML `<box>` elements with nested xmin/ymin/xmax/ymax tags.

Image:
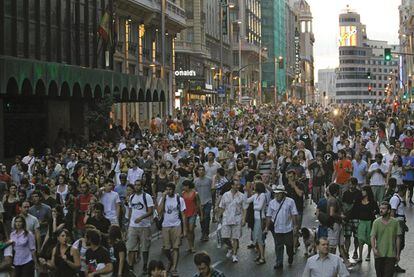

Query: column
<box><xmin>0</xmin><ymin>98</ymin><xmax>4</xmax><ymax>160</ymax></box>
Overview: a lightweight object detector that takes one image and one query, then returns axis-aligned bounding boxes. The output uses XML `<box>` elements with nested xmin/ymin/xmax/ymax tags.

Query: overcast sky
<box><xmin>307</xmin><ymin>0</ymin><xmax>401</xmax><ymax>81</ymax></box>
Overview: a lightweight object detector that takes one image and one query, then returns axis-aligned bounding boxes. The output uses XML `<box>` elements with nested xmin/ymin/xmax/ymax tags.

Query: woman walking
<box><xmin>355</xmin><ymin>186</ymin><xmax>379</xmax><ymax>263</ymax></box>
<box><xmin>245</xmin><ymin>182</ymin><xmax>267</xmax><ymax>265</ymax></box>
<box><xmin>39</xmin><ymin>229</ymin><xmax>80</xmax><ymax>276</ymax></box>
<box><xmin>182</xmin><ymin>180</ymin><xmax>202</xmax><ymax>253</ymax></box>
<box><xmin>10</xmin><ymin>215</ymin><xmax>37</xmax><ymax>277</ymax></box>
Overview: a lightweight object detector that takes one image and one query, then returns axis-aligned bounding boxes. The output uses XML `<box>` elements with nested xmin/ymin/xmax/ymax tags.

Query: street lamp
<box><xmin>229</xmin><ymin>19</ymin><xmax>242</xmax><ymax>103</ymax></box>
<box><xmin>219</xmin><ymin>2</ymin><xmax>236</xmax><ymax>103</ymax></box>
<box><xmin>258</xmin><ymin>44</ymin><xmax>267</xmax><ymax>105</ymax></box>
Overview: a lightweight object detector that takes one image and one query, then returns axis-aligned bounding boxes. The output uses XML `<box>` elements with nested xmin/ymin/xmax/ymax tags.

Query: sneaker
<box><xmin>273</xmin><ymin>264</ymin><xmax>283</xmax><ymax>270</ymax></box>
<box><xmin>288</xmin><ymin>256</ymin><xmax>293</xmax><ymax>265</ymax></box>
<box><xmin>232</xmin><ymin>255</ymin><xmax>239</xmax><ymax>263</ymax></box>
<box><xmin>226</xmin><ymin>250</ymin><xmax>233</xmax><ymax>258</ymax></box>
<box><xmin>395</xmin><ymin>265</ymin><xmax>406</xmax><ymax>273</ymax></box>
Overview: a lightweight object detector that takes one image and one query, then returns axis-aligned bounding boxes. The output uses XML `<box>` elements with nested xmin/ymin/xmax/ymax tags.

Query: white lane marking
<box><xmin>212</xmin><ymin>261</ymin><xmax>223</xmax><ymax>268</ymax></box>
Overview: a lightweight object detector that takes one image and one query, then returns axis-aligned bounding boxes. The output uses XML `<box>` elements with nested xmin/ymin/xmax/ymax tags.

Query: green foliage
<box><xmin>86</xmin><ymin>93</ymin><xmax>114</xmax><ymax>137</ymax></box>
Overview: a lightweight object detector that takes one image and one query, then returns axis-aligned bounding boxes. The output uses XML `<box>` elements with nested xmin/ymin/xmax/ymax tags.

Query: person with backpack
<box><xmin>127</xmin><ymin>179</ymin><xmax>154</xmax><ymax>274</ymax></box>
<box><xmin>157</xmin><ymin>183</ymin><xmax>186</xmax><ymax>277</ymax></box>
<box><xmin>390</xmin><ymin>184</ymin><xmax>408</xmax><ymax>273</ymax></box>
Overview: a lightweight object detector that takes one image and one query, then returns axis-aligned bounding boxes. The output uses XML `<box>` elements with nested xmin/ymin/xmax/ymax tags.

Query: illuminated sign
<box><xmin>174</xmin><ymin>70</ymin><xmax>196</xmax><ymax>77</ymax></box>
<box><xmin>339</xmin><ymin>26</ymin><xmax>357</xmax><ymax>46</ymax></box>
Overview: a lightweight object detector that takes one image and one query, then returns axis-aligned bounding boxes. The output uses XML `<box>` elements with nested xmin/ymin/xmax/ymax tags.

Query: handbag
<box><xmin>269</xmin><ymin>198</ymin><xmax>286</xmax><ymax>232</ymax></box>
<box><xmin>108</xmin><ymin>159</ymin><xmax>119</xmax><ymax>179</ymax></box>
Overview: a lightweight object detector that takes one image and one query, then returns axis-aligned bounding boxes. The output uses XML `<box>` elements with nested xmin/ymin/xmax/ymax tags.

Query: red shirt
<box><xmin>75</xmin><ymin>193</ymin><xmax>94</xmax><ymax>229</ymax></box>
<box><xmin>182</xmin><ymin>190</ymin><xmax>197</xmax><ymax>217</ymax></box>
<box><xmin>334</xmin><ymin>159</ymin><xmax>352</xmax><ymax>184</ymax></box>
<box><xmin>0</xmin><ymin>173</ymin><xmax>11</xmax><ymax>184</ymax></box>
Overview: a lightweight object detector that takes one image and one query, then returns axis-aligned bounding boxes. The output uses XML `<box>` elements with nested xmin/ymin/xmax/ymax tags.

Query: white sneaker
<box><xmin>226</xmin><ymin>250</ymin><xmax>232</xmax><ymax>258</ymax></box>
<box><xmin>232</xmin><ymin>255</ymin><xmax>239</xmax><ymax>263</ymax></box>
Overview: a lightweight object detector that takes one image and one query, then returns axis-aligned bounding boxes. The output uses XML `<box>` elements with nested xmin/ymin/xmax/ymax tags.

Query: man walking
<box><xmin>390</xmin><ymin>184</ymin><xmax>407</xmax><ymax>273</ymax></box>
<box><xmin>371</xmin><ymin>201</ymin><xmax>401</xmax><ymax>277</ymax></box>
<box><xmin>194</xmin><ymin>165</ymin><xmax>213</xmax><ymax>242</ymax></box>
<box><xmin>218</xmin><ymin>176</ymin><xmax>246</xmax><ymax>263</ymax></box>
<box><xmin>158</xmin><ymin>183</ymin><xmax>186</xmax><ymax>277</ymax></box>
<box><xmin>127</xmin><ymin>179</ymin><xmax>154</xmax><ymax>274</ymax></box>
<box><xmin>265</xmin><ymin>184</ymin><xmax>298</xmax><ymax>270</ymax></box>
<box><xmin>303</xmin><ymin>237</ymin><xmax>350</xmax><ymax>277</ymax></box>
<box><xmin>368</xmin><ymin>154</ymin><xmax>388</xmax><ymax>203</ymax></box>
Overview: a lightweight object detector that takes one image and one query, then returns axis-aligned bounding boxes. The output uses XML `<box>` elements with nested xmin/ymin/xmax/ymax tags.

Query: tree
<box><xmin>86</xmin><ymin>93</ymin><xmax>114</xmax><ymax>141</ymax></box>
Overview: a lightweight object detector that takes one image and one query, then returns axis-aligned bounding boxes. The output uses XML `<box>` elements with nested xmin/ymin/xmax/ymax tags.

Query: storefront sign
<box><xmin>205</xmin><ymin>84</ymin><xmax>213</xmax><ymax>90</ymax></box>
<box><xmin>174</xmin><ymin>70</ymin><xmax>197</xmax><ymax>77</ymax></box>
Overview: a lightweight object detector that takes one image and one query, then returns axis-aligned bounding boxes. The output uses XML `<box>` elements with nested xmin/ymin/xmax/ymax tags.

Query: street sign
<box><xmin>218</xmin><ymin>86</ymin><xmax>225</xmax><ymax>97</ymax></box>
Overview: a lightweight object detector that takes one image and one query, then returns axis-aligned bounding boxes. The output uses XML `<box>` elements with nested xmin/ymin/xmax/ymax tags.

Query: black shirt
<box><xmin>86</xmin><ymin>216</ymin><xmax>111</xmax><ymax>235</ymax></box>
<box><xmin>342</xmin><ymin>189</ymin><xmax>362</xmax><ymax>219</ymax></box>
<box><xmin>110</xmin><ymin>241</ymin><xmax>128</xmax><ymax>276</ymax></box>
<box><xmin>42</xmin><ymin>197</ymin><xmax>57</xmax><ymax>209</ymax></box>
<box><xmin>285</xmin><ymin>181</ymin><xmax>305</xmax><ymax>213</ymax></box>
<box><xmin>85</xmin><ymin>246</ymin><xmax>112</xmax><ymax>277</ymax></box>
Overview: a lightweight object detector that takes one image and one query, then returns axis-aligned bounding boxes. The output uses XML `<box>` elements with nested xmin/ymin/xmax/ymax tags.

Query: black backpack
<box><xmin>129</xmin><ymin>192</ymin><xmax>148</xmax><ymax>212</ymax></box>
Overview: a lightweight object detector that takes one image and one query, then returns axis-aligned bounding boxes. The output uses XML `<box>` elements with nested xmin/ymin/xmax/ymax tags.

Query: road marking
<box><xmin>212</xmin><ymin>260</ymin><xmax>223</xmax><ymax>268</ymax></box>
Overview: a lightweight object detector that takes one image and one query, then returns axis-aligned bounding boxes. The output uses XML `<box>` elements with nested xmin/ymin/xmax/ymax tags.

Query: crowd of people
<box><xmin>0</xmin><ymin>101</ymin><xmax>412</xmax><ymax>277</ymax></box>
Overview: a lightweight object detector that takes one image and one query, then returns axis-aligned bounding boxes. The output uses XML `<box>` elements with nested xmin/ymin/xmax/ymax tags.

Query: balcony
<box><xmin>128</xmin><ymin>42</ymin><xmax>138</xmax><ymax>53</ymax></box>
<box><xmin>122</xmin><ymin>0</ymin><xmax>186</xmax><ymax>31</ymax></box>
<box><xmin>174</xmin><ymin>41</ymin><xmax>210</xmax><ymax>58</ymax></box>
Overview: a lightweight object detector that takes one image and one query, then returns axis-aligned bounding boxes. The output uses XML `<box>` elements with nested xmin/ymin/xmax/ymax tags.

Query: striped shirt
<box><xmin>258</xmin><ymin>159</ymin><xmax>273</xmax><ymax>175</ymax></box>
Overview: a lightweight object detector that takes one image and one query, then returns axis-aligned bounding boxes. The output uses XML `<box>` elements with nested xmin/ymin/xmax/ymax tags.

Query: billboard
<box><xmin>339</xmin><ymin>26</ymin><xmax>357</xmax><ymax>46</ymax></box>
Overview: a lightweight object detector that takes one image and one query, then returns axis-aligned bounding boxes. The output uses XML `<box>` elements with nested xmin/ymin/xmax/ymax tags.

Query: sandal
<box><xmin>256</xmin><ymin>258</ymin><xmax>266</xmax><ymax>265</ymax></box>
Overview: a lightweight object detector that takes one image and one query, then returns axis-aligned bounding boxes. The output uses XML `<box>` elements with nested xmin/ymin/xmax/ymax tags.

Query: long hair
<box><xmin>361</xmin><ymin>185</ymin><xmax>375</xmax><ymax>204</ymax></box>
<box><xmin>13</xmin><ymin>215</ymin><xmax>28</xmax><ymax>236</ymax></box>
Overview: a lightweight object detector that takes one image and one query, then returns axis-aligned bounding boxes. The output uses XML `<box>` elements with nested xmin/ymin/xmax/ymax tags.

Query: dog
<box><xmin>300</xmin><ymin>227</ymin><xmax>317</xmax><ymax>257</ymax></box>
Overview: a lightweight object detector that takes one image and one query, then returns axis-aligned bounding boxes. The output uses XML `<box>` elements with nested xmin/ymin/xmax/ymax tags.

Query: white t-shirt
<box><xmin>127</xmin><ymin>167</ymin><xmax>144</xmax><ymax>185</ymax></box>
<box><xmin>383</xmin><ymin>153</ymin><xmax>395</xmax><ymax>168</ymax></box>
<box><xmin>129</xmin><ymin>193</ymin><xmax>154</xmax><ymax>228</ymax></box>
<box><xmin>365</xmin><ymin>141</ymin><xmax>378</xmax><ymax>158</ymax></box>
<box><xmin>390</xmin><ymin>194</ymin><xmax>405</xmax><ymax>220</ymax></box>
<box><xmin>368</xmin><ymin>163</ymin><xmax>388</xmax><ymax>186</ymax></box>
<box><xmin>246</xmin><ymin>193</ymin><xmax>266</xmax><ymax>219</ymax></box>
<box><xmin>158</xmin><ymin>195</ymin><xmax>186</xmax><ymax>228</ymax></box>
<box><xmin>100</xmin><ymin>191</ymin><xmax>121</xmax><ymax>220</ymax></box>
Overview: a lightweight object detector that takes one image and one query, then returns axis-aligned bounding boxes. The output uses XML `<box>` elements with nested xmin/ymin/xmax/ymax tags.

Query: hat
<box><xmin>272</xmin><ymin>184</ymin><xmax>287</xmax><ymax>194</ymax></box>
<box><xmin>170</xmin><ymin>147</ymin><xmax>179</xmax><ymax>154</ymax></box>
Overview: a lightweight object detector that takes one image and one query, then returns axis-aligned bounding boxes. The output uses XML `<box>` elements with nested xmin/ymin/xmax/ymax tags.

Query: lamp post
<box><xmin>258</xmin><ymin>45</ymin><xmax>267</xmax><ymax>105</ymax></box>
<box><xmin>238</xmin><ymin>34</ymin><xmax>242</xmax><ymax>103</ymax></box>
<box><xmin>219</xmin><ymin>2</ymin><xmax>235</xmax><ymax>104</ymax></box>
<box><xmin>229</xmin><ymin>19</ymin><xmax>242</xmax><ymax>104</ymax></box>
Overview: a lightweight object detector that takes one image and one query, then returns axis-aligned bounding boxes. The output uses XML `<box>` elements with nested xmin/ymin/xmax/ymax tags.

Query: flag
<box><xmin>98</xmin><ymin>8</ymin><xmax>111</xmax><ymax>44</ymax></box>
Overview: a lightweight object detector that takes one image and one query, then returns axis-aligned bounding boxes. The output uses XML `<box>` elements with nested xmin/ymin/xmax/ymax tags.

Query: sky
<box><xmin>307</xmin><ymin>0</ymin><xmax>401</xmax><ymax>81</ymax></box>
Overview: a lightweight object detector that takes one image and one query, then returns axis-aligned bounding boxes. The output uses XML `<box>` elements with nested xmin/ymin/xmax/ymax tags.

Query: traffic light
<box><xmin>368</xmin><ymin>85</ymin><xmax>372</xmax><ymax>92</ymax></box>
<box><xmin>403</xmin><ymin>93</ymin><xmax>408</xmax><ymax>100</ymax></box>
<box><xmin>367</xmin><ymin>72</ymin><xmax>371</xmax><ymax>79</ymax></box>
<box><xmin>278</xmin><ymin>56</ymin><xmax>284</xmax><ymax>69</ymax></box>
<box><xmin>384</xmin><ymin>48</ymin><xmax>392</xmax><ymax>61</ymax></box>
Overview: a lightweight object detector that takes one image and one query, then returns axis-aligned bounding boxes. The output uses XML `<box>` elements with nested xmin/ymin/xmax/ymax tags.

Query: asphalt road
<box><xmin>134</xmin><ymin>200</ymin><xmax>413</xmax><ymax>277</ymax></box>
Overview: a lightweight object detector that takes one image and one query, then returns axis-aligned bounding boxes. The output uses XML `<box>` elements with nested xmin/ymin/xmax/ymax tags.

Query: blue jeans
<box><xmin>201</xmin><ymin>202</ymin><xmax>212</xmax><ymax>236</ymax></box>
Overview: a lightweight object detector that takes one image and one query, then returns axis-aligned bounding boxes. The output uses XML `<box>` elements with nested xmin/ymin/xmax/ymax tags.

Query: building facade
<box><xmin>293</xmin><ymin>0</ymin><xmax>315</xmax><ymax>103</ymax></box>
<box><xmin>0</xmin><ymin>0</ymin><xmax>185</xmax><ymax>159</ymax></box>
<box><xmin>317</xmin><ymin>69</ymin><xmax>337</xmax><ymax>105</ymax></box>
<box><xmin>336</xmin><ymin>7</ymin><xmax>398</xmax><ymax>104</ymax></box>
<box><xmin>399</xmin><ymin>0</ymin><xmax>414</xmax><ymax>99</ymax></box>
<box><xmin>261</xmin><ymin>0</ymin><xmax>286</xmax><ymax>103</ymax></box>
